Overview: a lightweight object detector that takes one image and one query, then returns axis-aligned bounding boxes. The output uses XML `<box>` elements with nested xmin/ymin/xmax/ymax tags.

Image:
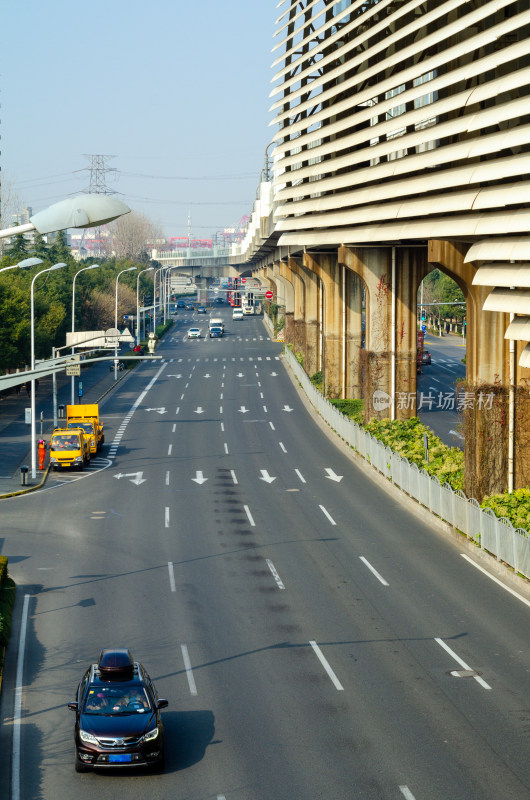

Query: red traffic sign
<box><xmin>265</xmin><ymin>290</ymin><xmax>273</xmax><ymax>299</ymax></box>
<box><xmin>240</xmin><ymin>277</ymin><xmax>246</xmax><ymax>284</ymax></box>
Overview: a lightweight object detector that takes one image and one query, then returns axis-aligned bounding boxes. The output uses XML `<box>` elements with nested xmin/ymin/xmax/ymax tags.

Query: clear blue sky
<box><xmin>1</xmin><ymin>0</ymin><xmax>276</xmax><ymax>240</ymax></box>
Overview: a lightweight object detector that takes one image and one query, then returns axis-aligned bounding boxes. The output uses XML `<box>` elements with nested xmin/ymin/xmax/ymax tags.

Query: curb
<box><xmin>0</xmin><ymin>466</ymin><xmax>50</xmax><ymax>500</ymax></box>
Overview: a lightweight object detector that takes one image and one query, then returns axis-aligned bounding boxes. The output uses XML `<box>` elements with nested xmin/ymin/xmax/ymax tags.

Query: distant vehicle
<box><xmin>422</xmin><ymin>350</ymin><xmax>432</xmax><ymax>365</ymax></box>
<box><xmin>209</xmin><ymin>326</ymin><xmax>223</xmax><ymax>338</ymax></box>
<box><xmin>197</xmin><ymin>306</ymin><xmax>207</xmax><ymax>314</ymax></box>
<box><xmin>215</xmin><ymin>298</ymin><xmax>224</xmax><ymax>304</ymax></box>
<box><xmin>232</xmin><ymin>309</ymin><xmax>244</xmax><ymax>320</ymax></box>
<box><xmin>243</xmin><ymin>304</ymin><xmax>254</xmax><ymax>315</ymax></box>
<box><xmin>185</xmin><ymin>303</ymin><xmax>194</xmax><ymax>310</ymax></box>
<box><xmin>67</xmin><ymin>649</ymin><xmax>168</xmax><ymax>772</ymax></box>
<box><xmin>209</xmin><ymin>317</ymin><xmax>224</xmax><ymax>332</ymax></box>
<box><xmin>176</xmin><ymin>301</ymin><xmax>185</xmax><ymax>308</ymax></box>
<box><xmin>187</xmin><ymin>327</ymin><xmax>201</xmax><ymax>338</ymax></box>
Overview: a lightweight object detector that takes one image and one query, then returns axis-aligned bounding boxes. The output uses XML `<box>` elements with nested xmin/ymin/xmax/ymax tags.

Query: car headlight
<box><xmin>143</xmin><ymin>727</ymin><xmax>159</xmax><ymax>742</ymax></box>
<box><xmin>79</xmin><ymin>730</ymin><xmax>98</xmax><ymax>744</ymax></box>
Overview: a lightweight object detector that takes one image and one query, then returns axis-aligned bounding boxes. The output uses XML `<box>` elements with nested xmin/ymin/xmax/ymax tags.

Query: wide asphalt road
<box><xmin>417</xmin><ymin>332</ymin><xmax>467</xmax><ymax>449</ymax></box>
<box><xmin>0</xmin><ymin>308</ymin><xmax>528</xmax><ymax>800</ymax></box>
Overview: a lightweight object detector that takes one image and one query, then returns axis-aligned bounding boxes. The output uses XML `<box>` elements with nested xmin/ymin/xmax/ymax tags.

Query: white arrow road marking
<box><xmin>259</xmin><ymin>470</ymin><xmax>276</xmax><ymax>483</ymax></box>
<box><xmin>167</xmin><ymin>374</ymin><xmax>182</xmax><ymax>378</ymax></box>
<box><xmin>325</xmin><ymin>468</ymin><xmax>343</xmax><ymax>482</ymax></box>
<box><xmin>270</xmin><ymin>372</ymin><xmax>278</xmax><ymax>376</ymax></box>
<box><xmin>192</xmin><ymin>471</ymin><xmax>208</xmax><ymax>485</ymax></box>
<box><xmin>237</xmin><ymin>372</ymin><xmax>244</xmax><ymax>377</ymax></box>
<box><xmin>203</xmin><ymin>374</ymin><xmax>211</xmax><ymax>378</ymax></box>
<box><xmin>283</xmin><ymin>405</ymin><xmax>293</xmax><ymax>412</ymax></box>
<box><xmin>146</xmin><ymin>407</ymin><xmax>167</xmax><ymax>414</ymax></box>
<box><xmin>449</xmin><ymin>429</ymin><xmax>464</xmax><ymax>439</ymax></box>
<box><xmin>238</xmin><ymin>406</ymin><xmax>249</xmax><ymax>413</ymax></box>
<box><xmin>113</xmin><ymin>472</ymin><xmax>147</xmax><ymax>485</ymax></box>
<box><xmin>194</xmin><ymin>407</ymin><xmax>205</xmax><ymax>414</ymax></box>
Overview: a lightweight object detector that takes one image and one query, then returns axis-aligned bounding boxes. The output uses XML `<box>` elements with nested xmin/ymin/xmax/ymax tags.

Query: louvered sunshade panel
<box><xmin>271</xmin><ymin>0</ymin><xmax>530</xmax><ymax>248</ymax></box>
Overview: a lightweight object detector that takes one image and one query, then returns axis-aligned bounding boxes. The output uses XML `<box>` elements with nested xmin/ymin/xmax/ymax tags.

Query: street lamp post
<box><xmin>114</xmin><ymin>267</ymin><xmax>136</xmax><ymax>380</ymax></box>
<box><xmin>71</xmin><ymin>264</ymin><xmax>100</xmax><ymax>405</ymax></box>
<box><xmin>30</xmin><ymin>263</ymin><xmax>67</xmax><ymax>479</ymax></box>
<box><xmin>153</xmin><ymin>267</ymin><xmax>163</xmax><ymax>334</ymax></box>
<box><xmin>0</xmin><ymin>257</ymin><xmax>44</xmax><ymax>275</ymax></box>
<box><xmin>136</xmin><ymin>267</ymin><xmax>154</xmax><ymax>347</ymax></box>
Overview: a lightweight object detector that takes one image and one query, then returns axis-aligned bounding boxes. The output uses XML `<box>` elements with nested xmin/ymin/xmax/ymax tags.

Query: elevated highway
<box><xmin>154</xmin><ymin>1</ymin><xmax>530</xmax><ymax>497</ymax></box>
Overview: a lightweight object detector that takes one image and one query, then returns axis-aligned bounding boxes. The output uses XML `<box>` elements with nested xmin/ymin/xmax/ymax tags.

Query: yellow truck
<box><xmin>49</xmin><ymin>428</ymin><xmax>91</xmax><ymax>471</ymax></box>
<box><xmin>66</xmin><ymin>404</ymin><xmax>104</xmax><ymax>452</ymax></box>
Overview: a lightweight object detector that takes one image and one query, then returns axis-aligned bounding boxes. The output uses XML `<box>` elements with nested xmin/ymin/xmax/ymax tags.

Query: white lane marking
<box><xmin>434</xmin><ymin>638</ymin><xmax>492</xmax><ymax>690</ymax></box>
<box><xmin>269</xmin><ymin>421</ymin><xmax>275</xmax><ymax>430</ymax></box>
<box><xmin>220</xmin><ymin>422</ymin><xmax>225</xmax><ymax>432</ymax></box>
<box><xmin>244</xmin><ymin>505</ymin><xmax>256</xmax><ymax>526</ymax></box>
<box><xmin>165</xmin><ymin>471</ymin><xmax>170</xmax><ymax>486</ymax></box>
<box><xmin>165</xmin><ymin>507</ymin><xmax>170</xmax><ymax>528</ymax></box>
<box><xmin>431</xmin><ymin>377</ymin><xmax>441</xmax><ymax>383</ymax></box>
<box><xmin>220</xmin><ymin>406</ymin><xmax>223</xmax><ymax>414</ymax></box>
<box><xmin>399</xmin><ymin>788</ymin><xmax>417</xmax><ymax>800</ymax></box>
<box><xmin>220</xmin><ymin>393</ymin><xmax>224</xmax><ymax>399</ymax></box>
<box><xmin>359</xmin><ymin>556</ymin><xmax>389</xmax><ymax>586</ymax></box>
<box><xmin>266</xmin><ymin>559</ymin><xmax>285</xmax><ymax>590</ymax></box>
<box><xmin>279</xmin><ymin>442</ymin><xmax>287</xmax><ymax>453</ymax></box>
<box><xmin>460</xmin><ymin>554</ymin><xmax>530</xmax><ymax>607</ymax></box>
<box><xmin>168</xmin><ymin>562</ymin><xmax>176</xmax><ymax>592</ymax></box>
<box><xmin>172</xmin><ymin>423</ymin><xmax>176</xmax><ymax>432</ymax></box>
<box><xmin>224</xmin><ymin>442</ymin><xmax>229</xmax><ymax>454</ymax></box>
<box><xmin>263</xmin><ymin>405</ymin><xmax>268</xmax><ymax>412</ymax></box>
<box><xmin>12</xmin><ymin>594</ymin><xmax>31</xmax><ymax>800</ymax></box>
<box><xmin>168</xmin><ymin>444</ymin><xmax>173</xmax><ymax>456</ymax></box>
<box><xmin>230</xmin><ymin>470</ymin><xmax>238</xmax><ymax>485</ymax></box>
<box><xmin>260</xmin><ymin>392</ymin><xmax>264</xmax><ymax>399</ymax></box>
<box><xmin>319</xmin><ymin>505</ymin><xmax>336</xmax><ymax>525</ymax></box>
<box><xmin>185</xmin><ymin>382</ymin><xmax>189</xmax><ymax>388</ymax></box>
<box><xmin>180</xmin><ymin>393</ymin><xmax>185</xmax><ymax>400</ymax></box>
<box><xmin>175</xmin><ymin>407</ymin><xmax>180</xmax><ymax>415</ymax></box>
<box><xmin>449</xmin><ymin>429</ymin><xmax>464</xmax><ymax>439</ymax></box>
<box><xmin>309</xmin><ymin>641</ymin><xmax>344</xmax><ymax>691</ymax></box>
<box><xmin>181</xmin><ymin>645</ymin><xmax>197</xmax><ymax>695</ymax></box>
<box><xmin>295</xmin><ymin>469</ymin><xmax>306</xmax><ymax>483</ymax></box>
<box><xmin>217</xmin><ymin>796</ymin><xmax>226</xmax><ymax>800</ymax></box>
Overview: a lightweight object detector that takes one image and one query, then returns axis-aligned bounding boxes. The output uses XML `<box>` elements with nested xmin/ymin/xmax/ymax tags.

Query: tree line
<box><xmin>0</xmin><ymin>231</ymin><xmax>158</xmax><ymax>373</ymax></box>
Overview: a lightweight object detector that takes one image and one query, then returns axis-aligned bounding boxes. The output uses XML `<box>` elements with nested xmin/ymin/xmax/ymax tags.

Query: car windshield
<box><xmin>67</xmin><ymin>423</ymin><xmax>93</xmax><ymax>434</ymax></box>
<box><xmin>51</xmin><ymin>435</ymin><xmax>79</xmax><ymax>450</ymax></box>
<box><xmin>84</xmin><ymin>685</ymin><xmax>151</xmax><ymax>715</ymax></box>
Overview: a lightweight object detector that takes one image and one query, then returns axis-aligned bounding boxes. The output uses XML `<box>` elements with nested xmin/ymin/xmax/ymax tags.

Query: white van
<box><xmin>209</xmin><ymin>317</ymin><xmax>224</xmax><ymax>332</ymax></box>
<box><xmin>232</xmin><ymin>308</ymin><xmax>244</xmax><ymax>320</ymax></box>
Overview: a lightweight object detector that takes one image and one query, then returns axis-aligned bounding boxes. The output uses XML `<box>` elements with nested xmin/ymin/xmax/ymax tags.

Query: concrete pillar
<box><xmin>428</xmin><ymin>239</ymin><xmax>530</xmax><ymax>498</ymax></box>
<box><xmin>343</xmin><ymin>266</ymin><xmax>363</xmax><ymax>399</ymax></box>
<box><xmin>274</xmin><ymin>262</ymin><xmax>295</xmax><ymax>344</ymax></box>
<box><xmin>289</xmin><ymin>257</ymin><xmax>321</xmax><ymax>377</ymax></box>
<box><xmin>303</xmin><ymin>252</ymin><xmax>342</xmax><ymax>398</ymax></box>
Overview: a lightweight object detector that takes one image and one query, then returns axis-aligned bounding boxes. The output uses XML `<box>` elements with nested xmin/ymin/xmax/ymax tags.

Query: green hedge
<box><xmin>481</xmin><ymin>488</ymin><xmax>530</xmax><ymax>531</ymax></box>
<box><xmin>0</xmin><ymin>557</ymin><xmax>15</xmax><ymax>647</ymax></box>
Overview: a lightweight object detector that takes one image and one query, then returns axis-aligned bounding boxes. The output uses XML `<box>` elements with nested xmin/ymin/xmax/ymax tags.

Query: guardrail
<box><xmin>284</xmin><ymin>347</ymin><xmax>530</xmax><ymax>581</ymax></box>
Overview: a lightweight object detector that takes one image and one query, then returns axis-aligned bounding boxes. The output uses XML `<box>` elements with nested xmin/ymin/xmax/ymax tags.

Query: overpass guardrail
<box><xmin>283</xmin><ymin>347</ymin><xmax>530</xmax><ymax>582</ymax></box>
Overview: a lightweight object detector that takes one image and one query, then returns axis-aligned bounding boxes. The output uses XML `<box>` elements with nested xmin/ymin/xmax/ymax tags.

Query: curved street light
<box><xmin>114</xmin><ymin>267</ymin><xmax>136</xmax><ymax>379</ymax></box>
<box><xmin>0</xmin><ymin>257</ymin><xmax>44</xmax><ymax>275</ymax></box>
<box><xmin>70</xmin><ymin>264</ymin><xmax>100</xmax><ymax>404</ymax></box>
<box><xmin>30</xmin><ymin>262</ymin><xmax>67</xmax><ymax>478</ymax></box>
<box><xmin>136</xmin><ymin>267</ymin><xmax>154</xmax><ymax>347</ymax></box>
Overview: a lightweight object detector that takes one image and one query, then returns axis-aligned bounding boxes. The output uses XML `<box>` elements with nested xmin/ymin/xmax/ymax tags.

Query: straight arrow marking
<box><xmin>192</xmin><ymin>471</ymin><xmax>208</xmax><ymax>484</ymax></box>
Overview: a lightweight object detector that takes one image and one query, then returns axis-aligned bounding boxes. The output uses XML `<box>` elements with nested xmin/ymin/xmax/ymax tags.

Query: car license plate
<box><xmin>109</xmin><ymin>753</ymin><xmax>132</xmax><ymax>763</ymax></box>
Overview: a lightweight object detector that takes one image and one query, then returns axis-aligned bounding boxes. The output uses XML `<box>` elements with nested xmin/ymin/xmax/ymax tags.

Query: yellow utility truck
<box><xmin>49</xmin><ymin>428</ymin><xmax>90</xmax><ymax>471</ymax></box>
<box><xmin>66</xmin><ymin>404</ymin><xmax>104</xmax><ymax>452</ymax></box>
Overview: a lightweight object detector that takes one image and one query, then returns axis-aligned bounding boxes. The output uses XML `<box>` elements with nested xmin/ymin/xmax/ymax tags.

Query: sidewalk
<box><xmin>0</xmin><ymin>356</ymin><xmax>130</xmax><ymax>498</ymax></box>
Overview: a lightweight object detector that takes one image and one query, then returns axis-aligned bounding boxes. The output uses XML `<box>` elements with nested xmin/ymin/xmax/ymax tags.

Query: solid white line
<box><xmin>460</xmin><ymin>554</ymin><xmax>530</xmax><ymax>607</ymax></box>
<box><xmin>168</xmin><ymin>444</ymin><xmax>172</xmax><ymax>456</ymax></box>
<box><xmin>399</xmin><ymin>788</ymin><xmax>417</xmax><ymax>800</ymax></box>
<box><xmin>360</xmin><ymin>556</ymin><xmax>389</xmax><ymax>586</ymax></box>
<box><xmin>434</xmin><ymin>638</ymin><xmax>492</xmax><ymax>690</ymax></box>
<box><xmin>165</xmin><ymin>507</ymin><xmax>170</xmax><ymax>528</ymax></box>
<box><xmin>230</xmin><ymin>470</ymin><xmax>238</xmax><ymax>485</ymax></box>
<box><xmin>224</xmin><ymin>442</ymin><xmax>229</xmax><ymax>454</ymax></box>
<box><xmin>319</xmin><ymin>505</ymin><xmax>336</xmax><ymax>525</ymax></box>
<box><xmin>244</xmin><ymin>505</ymin><xmax>256</xmax><ymax>526</ymax></box>
<box><xmin>269</xmin><ymin>421</ymin><xmax>275</xmax><ymax>430</ymax></box>
<box><xmin>165</xmin><ymin>471</ymin><xmax>170</xmax><ymax>486</ymax></box>
<box><xmin>279</xmin><ymin>442</ymin><xmax>287</xmax><ymax>453</ymax></box>
<box><xmin>266</xmin><ymin>559</ymin><xmax>285</xmax><ymax>590</ymax></box>
<box><xmin>12</xmin><ymin>594</ymin><xmax>31</xmax><ymax>800</ymax></box>
<box><xmin>309</xmin><ymin>641</ymin><xmax>344</xmax><ymax>691</ymax></box>
<box><xmin>295</xmin><ymin>469</ymin><xmax>306</xmax><ymax>483</ymax></box>
<box><xmin>168</xmin><ymin>562</ymin><xmax>176</xmax><ymax>592</ymax></box>
<box><xmin>181</xmin><ymin>645</ymin><xmax>197</xmax><ymax>695</ymax></box>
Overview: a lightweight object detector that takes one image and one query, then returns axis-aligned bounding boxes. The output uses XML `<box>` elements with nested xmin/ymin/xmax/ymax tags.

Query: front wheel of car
<box><xmin>75</xmin><ymin>753</ymin><xmax>90</xmax><ymax>773</ymax></box>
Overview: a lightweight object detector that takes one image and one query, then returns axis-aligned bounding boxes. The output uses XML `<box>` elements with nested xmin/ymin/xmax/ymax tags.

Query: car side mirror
<box><xmin>157</xmin><ymin>699</ymin><xmax>168</xmax><ymax>709</ymax></box>
<box><xmin>67</xmin><ymin>702</ymin><xmax>78</xmax><ymax>711</ymax></box>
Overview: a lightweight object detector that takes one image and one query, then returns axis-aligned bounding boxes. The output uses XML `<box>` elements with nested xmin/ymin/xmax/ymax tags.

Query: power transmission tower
<box><xmin>78</xmin><ymin>154</ymin><xmax>117</xmax><ymax>256</ymax></box>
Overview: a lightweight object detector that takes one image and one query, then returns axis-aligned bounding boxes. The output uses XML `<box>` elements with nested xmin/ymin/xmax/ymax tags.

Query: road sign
<box><xmin>241</xmin><ymin>277</ymin><xmax>246</xmax><ymax>284</ymax></box>
<box><xmin>265</xmin><ymin>290</ymin><xmax>273</xmax><ymax>299</ymax></box>
<box><xmin>65</xmin><ymin>364</ymin><xmax>81</xmax><ymax>376</ymax></box>
<box><xmin>421</xmin><ymin>324</ymin><xmax>426</xmax><ymax>332</ymax></box>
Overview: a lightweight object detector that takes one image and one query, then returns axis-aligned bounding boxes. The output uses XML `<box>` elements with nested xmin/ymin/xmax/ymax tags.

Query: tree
<box><xmin>108</xmin><ymin>212</ymin><xmax>158</xmax><ymax>261</ymax></box>
<box><xmin>5</xmin><ymin>230</ymin><xmax>29</xmax><ymax>260</ymax></box>
<box><xmin>47</xmin><ymin>230</ymin><xmax>73</xmax><ymax>265</ymax></box>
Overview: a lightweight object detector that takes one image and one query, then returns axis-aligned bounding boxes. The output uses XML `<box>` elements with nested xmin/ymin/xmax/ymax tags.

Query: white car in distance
<box><xmin>187</xmin><ymin>327</ymin><xmax>201</xmax><ymax>339</ymax></box>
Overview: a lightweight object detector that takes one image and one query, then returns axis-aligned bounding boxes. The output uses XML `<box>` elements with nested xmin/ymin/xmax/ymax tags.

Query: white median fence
<box><xmin>284</xmin><ymin>347</ymin><xmax>530</xmax><ymax>581</ymax></box>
